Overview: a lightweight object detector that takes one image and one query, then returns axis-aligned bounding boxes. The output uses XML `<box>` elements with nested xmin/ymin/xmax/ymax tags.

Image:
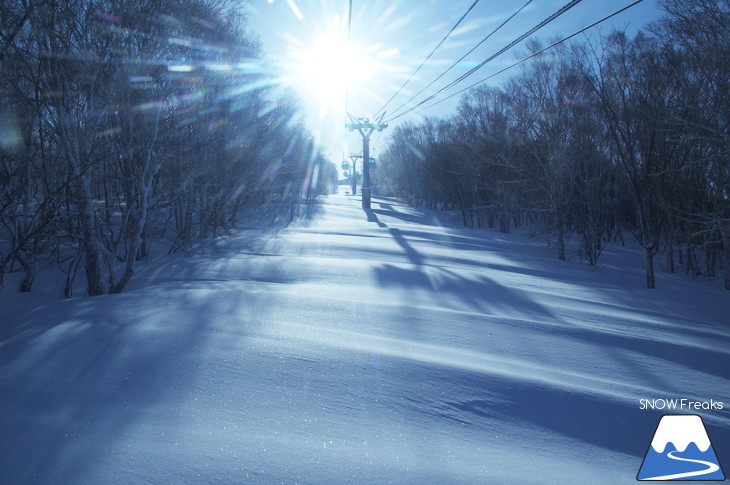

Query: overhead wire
<box><xmin>347</xmin><ymin>0</ymin><xmax>353</xmax><ymax>43</ymax></box>
<box><xmin>345</xmin><ymin>0</ymin><xmax>353</xmax><ymax>116</ymax></box>
<box><xmin>386</xmin><ymin>0</ymin><xmax>585</xmax><ymax>123</ymax></box>
<box><xmin>405</xmin><ymin>0</ymin><xmax>646</xmax><ymax>119</ymax></box>
<box><xmin>374</xmin><ymin>0</ymin><xmax>481</xmax><ymax>119</ymax></box>
<box><xmin>344</xmin><ymin>0</ymin><xmax>353</xmax><ymax>165</ymax></box>
<box><xmin>384</xmin><ymin>0</ymin><xmax>533</xmax><ymax>122</ymax></box>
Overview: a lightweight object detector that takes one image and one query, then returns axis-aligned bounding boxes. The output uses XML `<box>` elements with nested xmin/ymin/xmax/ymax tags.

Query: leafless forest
<box><xmin>376</xmin><ymin>0</ymin><xmax>730</xmax><ymax>289</ymax></box>
<box><xmin>0</xmin><ymin>0</ymin><xmax>338</xmax><ymax>296</ymax></box>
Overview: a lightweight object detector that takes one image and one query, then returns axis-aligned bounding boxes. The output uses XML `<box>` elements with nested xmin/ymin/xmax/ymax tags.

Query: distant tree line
<box><xmin>376</xmin><ymin>0</ymin><xmax>729</xmax><ymax>289</ymax></box>
<box><xmin>0</xmin><ymin>0</ymin><xmax>337</xmax><ymax>296</ymax></box>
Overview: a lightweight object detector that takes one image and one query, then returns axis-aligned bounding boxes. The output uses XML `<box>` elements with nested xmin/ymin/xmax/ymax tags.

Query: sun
<box><xmin>293</xmin><ymin>33</ymin><xmax>379</xmax><ymax>116</ymax></box>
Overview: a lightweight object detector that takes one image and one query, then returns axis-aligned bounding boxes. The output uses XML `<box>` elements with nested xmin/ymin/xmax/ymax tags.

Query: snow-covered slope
<box><xmin>1</xmin><ymin>192</ymin><xmax>728</xmax><ymax>484</ymax></box>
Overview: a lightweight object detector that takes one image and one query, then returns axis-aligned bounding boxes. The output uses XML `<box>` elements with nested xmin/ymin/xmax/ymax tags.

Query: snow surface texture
<box><xmin>1</xmin><ymin>192</ymin><xmax>729</xmax><ymax>484</ymax></box>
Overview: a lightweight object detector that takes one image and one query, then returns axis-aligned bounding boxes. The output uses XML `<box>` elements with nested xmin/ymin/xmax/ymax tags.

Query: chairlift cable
<box><xmin>386</xmin><ymin>0</ymin><xmax>585</xmax><ymax>123</ymax></box>
<box><xmin>406</xmin><ymin>0</ymin><xmax>646</xmax><ymax>119</ymax></box>
<box><xmin>373</xmin><ymin>0</ymin><xmax>481</xmax><ymax>119</ymax></box>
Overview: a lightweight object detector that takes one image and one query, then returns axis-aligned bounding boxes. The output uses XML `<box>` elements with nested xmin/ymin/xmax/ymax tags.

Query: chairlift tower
<box><xmin>348</xmin><ymin>154</ymin><xmax>359</xmax><ymax>196</ymax></box>
<box><xmin>345</xmin><ymin>114</ymin><xmax>387</xmax><ymax>209</ymax></box>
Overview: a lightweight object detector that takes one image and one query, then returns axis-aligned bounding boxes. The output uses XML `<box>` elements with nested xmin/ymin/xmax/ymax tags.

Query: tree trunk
<box><xmin>557</xmin><ymin>219</ymin><xmax>566</xmax><ymax>261</ymax></box>
<box><xmin>722</xmin><ymin>230</ymin><xmax>730</xmax><ymax>290</ymax></box>
<box><xmin>646</xmin><ymin>248</ymin><xmax>656</xmax><ymax>289</ymax></box>
<box><xmin>499</xmin><ymin>213</ymin><xmax>509</xmax><ymax>233</ymax></box>
<box><xmin>110</xmin><ymin>210</ymin><xmax>144</xmax><ymax>294</ymax></box>
<box><xmin>140</xmin><ymin>224</ymin><xmax>149</xmax><ymax>260</ymax></box>
<box><xmin>666</xmin><ymin>241</ymin><xmax>675</xmax><ymax>274</ymax></box>
<box><xmin>19</xmin><ymin>266</ymin><xmax>34</xmax><ymax>293</ymax></box>
<box><xmin>77</xmin><ymin>178</ymin><xmax>105</xmax><ymax>296</ymax></box>
<box><xmin>705</xmin><ymin>232</ymin><xmax>715</xmax><ymax>277</ymax></box>
<box><xmin>111</xmin><ymin>142</ymin><xmax>157</xmax><ymax>294</ymax></box>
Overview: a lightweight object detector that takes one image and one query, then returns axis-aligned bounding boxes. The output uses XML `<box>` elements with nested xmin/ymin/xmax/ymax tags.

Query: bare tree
<box><xmin>655</xmin><ymin>0</ymin><xmax>730</xmax><ymax>289</ymax></box>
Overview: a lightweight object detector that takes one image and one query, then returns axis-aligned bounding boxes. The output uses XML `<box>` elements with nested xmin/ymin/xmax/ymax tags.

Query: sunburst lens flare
<box><xmin>289</xmin><ymin>32</ymin><xmax>380</xmax><ymax>118</ymax></box>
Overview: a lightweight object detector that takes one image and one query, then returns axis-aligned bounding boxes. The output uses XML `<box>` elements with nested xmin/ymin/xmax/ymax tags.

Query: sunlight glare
<box><xmin>295</xmin><ymin>33</ymin><xmax>379</xmax><ymax>117</ymax></box>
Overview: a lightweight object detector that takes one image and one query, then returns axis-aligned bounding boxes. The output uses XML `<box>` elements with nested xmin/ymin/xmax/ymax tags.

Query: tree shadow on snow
<box><xmin>403</xmin><ymin>364</ymin><xmax>729</xmax><ymax>463</ymax></box>
<box><xmin>364</xmin><ymin>207</ymin><xmax>552</xmax><ymax>321</ymax></box>
<box><xmin>444</xmin><ymin>379</ymin><xmax>663</xmax><ymax>457</ymax></box>
<box><xmin>0</xmin><ymin>283</ymin><xmax>260</xmax><ymax>484</ymax></box>
<box><xmin>373</xmin><ymin>264</ymin><xmax>551</xmax><ymax>321</ymax></box>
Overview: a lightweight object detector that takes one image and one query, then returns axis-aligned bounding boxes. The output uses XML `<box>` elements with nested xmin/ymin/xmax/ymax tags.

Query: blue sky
<box><xmin>244</xmin><ymin>0</ymin><xmax>664</xmax><ymax>165</ymax></box>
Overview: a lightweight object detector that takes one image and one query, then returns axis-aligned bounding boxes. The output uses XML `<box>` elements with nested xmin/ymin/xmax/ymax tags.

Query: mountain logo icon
<box><xmin>637</xmin><ymin>414</ymin><xmax>726</xmax><ymax>481</ymax></box>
